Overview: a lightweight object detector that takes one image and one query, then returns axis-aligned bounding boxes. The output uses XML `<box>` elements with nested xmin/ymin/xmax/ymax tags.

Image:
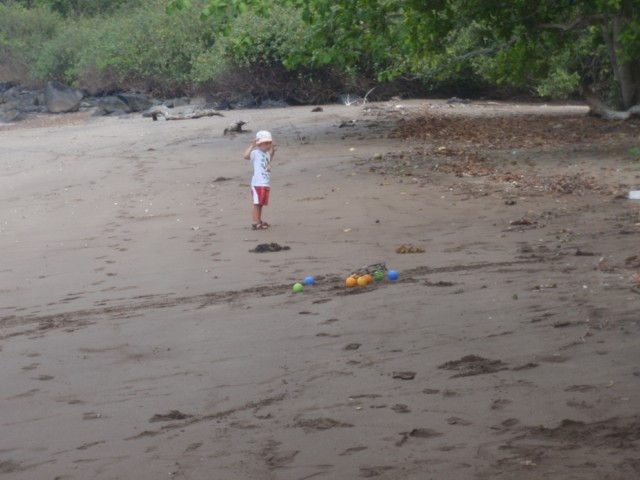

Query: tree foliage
<box><xmin>176</xmin><ymin>0</ymin><xmax>640</xmax><ymax>108</ymax></box>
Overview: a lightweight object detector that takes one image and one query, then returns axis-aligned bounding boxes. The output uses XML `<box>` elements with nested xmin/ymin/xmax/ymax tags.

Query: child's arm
<box><xmin>243</xmin><ymin>140</ymin><xmax>257</xmax><ymax>160</ymax></box>
<box><xmin>266</xmin><ymin>144</ymin><xmax>277</xmax><ymax>172</ymax></box>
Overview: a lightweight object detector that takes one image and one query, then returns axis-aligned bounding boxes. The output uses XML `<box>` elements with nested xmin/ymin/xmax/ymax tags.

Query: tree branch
<box><xmin>539</xmin><ymin>14</ymin><xmax>609</xmax><ymax>32</ymax></box>
<box><xmin>421</xmin><ymin>38</ymin><xmax>517</xmax><ymax>78</ymax></box>
<box><xmin>582</xmin><ymin>86</ymin><xmax>640</xmax><ymax>120</ymax></box>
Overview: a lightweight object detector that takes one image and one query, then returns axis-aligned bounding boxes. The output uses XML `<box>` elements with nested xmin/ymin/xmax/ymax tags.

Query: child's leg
<box><xmin>252</xmin><ymin>204</ymin><xmax>261</xmax><ymax>224</ymax></box>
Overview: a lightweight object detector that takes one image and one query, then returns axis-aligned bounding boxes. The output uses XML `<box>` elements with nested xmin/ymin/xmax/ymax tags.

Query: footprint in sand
<box><xmin>391</xmin><ymin>404</ymin><xmax>411</xmax><ymax>413</ymax></box>
<box><xmin>490</xmin><ymin>398</ymin><xmax>512</xmax><ymax>410</ymax></box>
<box><xmin>339</xmin><ymin>446</ymin><xmax>367</xmax><ymax>456</ymax></box>
<box><xmin>564</xmin><ymin>384</ymin><xmax>597</xmax><ymax>392</ymax></box>
<box><xmin>320</xmin><ymin>318</ymin><xmax>339</xmax><ymax>325</ymax></box>
<box><xmin>8</xmin><ymin>389</ymin><xmax>39</xmax><ymax>399</ymax></box>
<box><xmin>360</xmin><ymin>466</ymin><xmax>396</xmax><ymax>477</ymax></box>
<box><xmin>446</xmin><ymin>416</ymin><xmax>472</xmax><ymax>426</ymax></box>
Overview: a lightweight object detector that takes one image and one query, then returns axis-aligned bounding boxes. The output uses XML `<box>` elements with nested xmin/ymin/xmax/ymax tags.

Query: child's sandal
<box><xmin>252</xmin><ymin>222</ymin><xmax>269</xmax><ymax>230</ymax></box>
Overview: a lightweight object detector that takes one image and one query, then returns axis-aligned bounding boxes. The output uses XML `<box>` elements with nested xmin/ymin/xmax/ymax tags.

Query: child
<box><xmin>243</xmin><ymin>130</ymin><xmax>277</xmax><ymax>230</ymax></box>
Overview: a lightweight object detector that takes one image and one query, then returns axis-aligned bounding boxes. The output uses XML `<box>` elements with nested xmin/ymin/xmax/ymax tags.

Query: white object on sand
<box><xmin>628</xmin><ymin>190</ymin><xmax>640</xmax><ymax>199</ymax></box>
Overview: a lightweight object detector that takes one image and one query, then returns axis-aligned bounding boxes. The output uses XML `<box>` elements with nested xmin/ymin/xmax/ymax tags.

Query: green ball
<box><xmin>373</xmin><ymin>271</ymin><xmax>384</xmax><ymax>281</ymax></box>
<box><xmin>292</xmin><ymin>283</ymin><xmax>304</xmax><ymax>293</ymax></box>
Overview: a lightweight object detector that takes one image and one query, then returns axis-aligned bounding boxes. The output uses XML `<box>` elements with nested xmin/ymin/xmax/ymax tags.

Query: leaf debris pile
<box><xmin>392</xmin><ymin>114</ymin><xmax>638</xmax><ymax>150</ymax></box>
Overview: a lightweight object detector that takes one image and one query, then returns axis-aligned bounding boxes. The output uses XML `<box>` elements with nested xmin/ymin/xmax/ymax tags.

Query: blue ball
<box><xmin>388</xmin><ymin>270</ymin><xmax>399</xmax><ymax>280</ymax></box>
<box><xmin>303</xmin><ymin>276</ymin><xmax>315</xmax><ymax>285</ymax></box>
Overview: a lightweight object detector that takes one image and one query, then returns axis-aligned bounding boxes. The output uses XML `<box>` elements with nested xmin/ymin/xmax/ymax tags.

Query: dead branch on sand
<box><xmin>148</xmin><ymin>106</ymin><xmax>224</xmax><ymax>121</ymax></box>
<box><xmin>583</xmin><ymin>88</ymin><xmax>640</xmax><ymax>120</ymax></box>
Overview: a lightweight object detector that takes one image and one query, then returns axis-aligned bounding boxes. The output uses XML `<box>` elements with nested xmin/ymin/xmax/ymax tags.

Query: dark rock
<box><xmin>229</xmin><ymin>94</ymin><xmax>258</xmax><ymax>109</ymax></box>
<box><xmin>206</xmin><ymin>98</ymin><xmax>231</xmax><ymax>110</ymax></box>
<box><xmin>0</xmin><ymin>89</ymin><xmax>43</xmax><ymax>121</ymax></box>
<box><xmin>142</xmin><ymin>105</ymin><xmax>169</xmax><ymax>118</ymax></box>
<box><xmin>34</xmin><ymin>92</ymin><xmax>45</xmax><ymax>107</ymax></box>
<box><xmin>78</xmin><ymin>100</ymin><xmax>95</xmax><ymax>111</ymax></box>
<box><xmin>259</xmin><ymin>99</ymin><xmax>288</xmax><ymax>109</ymax></box>
<box><xmin>0</xmin><ymin>106</ymin><xmax>25</xmax><ymax>123</ymax></box>
<box><xmin>447</xmin><ymin>96</ymin><xmax>471</xmax><ymax>104</ymax></box>
<box><xmin>45</xmin><ymin>81</ymin><xmax>84</xmax><ymax>113</ymax></box>
<box><xmin>223</xmin><ymin>120</ymin><xmax>248</xmax><ymax>135</ymax></box>
<box><xmin>0</xmin><ymin>82</ymin><xmax>17</xmax><ymax>95</ymax></box>
<box><xmin>95</xmin><ymin>96</ymin><xmax>131</xmax><ymax>115</ymax></box>
<box><xmin>117</xmin><ymin>93</ymin><xmax>152</xmax><ymax>112</ymax></box>
<box><xmin>166</xmin><ymin>97</ymin><xmax>190</xmax><ymax>108</ymax></box>
<box><xmin>0</xmin><ymin>86</ymin><xmax>19</xmax><ymax>103</ymax></box>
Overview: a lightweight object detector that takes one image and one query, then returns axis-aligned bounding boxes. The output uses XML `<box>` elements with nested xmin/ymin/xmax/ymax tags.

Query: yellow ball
<box><xmin>357</xmin><ymin>276</ymin><xmax>368</xmax><ymax>287</ymax></box>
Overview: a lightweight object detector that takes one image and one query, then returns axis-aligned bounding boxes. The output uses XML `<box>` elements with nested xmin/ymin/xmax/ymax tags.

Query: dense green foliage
<box><xmin>2</xmin><ymin>0</ymin><xmax>638</xmax><ymax>107</ymax></box>
<box><xmin>1</xmin><ymin>1</ymin><xmax>222</xmax><ymax>94</ymax></box>
<box><xmin>0</xmin><ymin>0</ymin><xmax>347</xmax><ymax>98</ymax></box>
<box><xmin>288</xmin><ymin>0</ymin><xmax>640</xmax><ymax>108</ymax></box>
<box><xmin>169</xmin><ymin>0</ymin><xmax>639</xmax><ymax>107</ymax></box>
<box><xmin>0</xmin><ymin>2</ymin><xmax>60</xmax><ymax>79</ymax></box>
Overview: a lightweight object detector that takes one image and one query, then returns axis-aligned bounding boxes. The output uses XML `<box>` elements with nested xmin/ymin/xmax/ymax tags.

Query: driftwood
<box><xmin>583</xmin><ymin>88</ymin><xmax>640</xmax><ymax>120</ymax></box>
<box><xmin>148</xmin><ymin>105</ymin><xmax>224</xmax><ymax>121</ymax></box>
<box><xmin>223</xmin><ymin>120</ymin><xmax>250</xmax><ymax>135</ymax></box>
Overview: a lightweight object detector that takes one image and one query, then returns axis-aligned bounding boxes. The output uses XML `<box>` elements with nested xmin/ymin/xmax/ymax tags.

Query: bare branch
<box><xmin>582</xmin><ymin>87</ymin><xmax>640</xmax><ymax>120</ymax></box>
<box><xmin>148</xmin><ymin>105</ymin><xmax>224</xmax><ymax>121</ymax></box>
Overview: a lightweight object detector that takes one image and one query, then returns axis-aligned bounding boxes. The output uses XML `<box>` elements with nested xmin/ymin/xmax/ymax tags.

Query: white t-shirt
<box><xmin>250</xmin><ymin>149</ymin><xmax>271</xmax><ymax>187</ymax></box>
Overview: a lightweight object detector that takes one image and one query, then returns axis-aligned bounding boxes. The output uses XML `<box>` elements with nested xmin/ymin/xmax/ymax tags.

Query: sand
<box><xmin>1</xmin><ymin>100</ymin><xmax>639</xmax><ymax>479</ymax></box>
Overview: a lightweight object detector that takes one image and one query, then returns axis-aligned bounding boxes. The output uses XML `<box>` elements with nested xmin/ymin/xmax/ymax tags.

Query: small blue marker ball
<box><xmin>388</xmin><ymin>270</ymin><xmax>399</xmax><ymax>280</ymax></box>
<box><xmin>303</xmin><ymin>276</ymin><xmax>315</xmax><ymax>285</ymax></box>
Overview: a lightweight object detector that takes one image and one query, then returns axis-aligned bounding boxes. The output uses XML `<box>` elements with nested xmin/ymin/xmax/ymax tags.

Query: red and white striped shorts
<box><xmin>251</xmin><ymin>186</ymin><xmax>270</xmax><ymax>206</ymax></box>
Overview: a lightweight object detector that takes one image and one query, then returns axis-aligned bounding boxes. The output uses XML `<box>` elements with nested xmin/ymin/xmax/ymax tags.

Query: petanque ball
<box><xmin>388</xmin><ymin>270</ymin><xmax>399</xmax><ymax>280</ymax></box>
<box><xmin>303</xmin><ymin>276</ymin><xmax>315</xmax><ymax>285</ymax></box>
<box><xmin>293</xmin><ymin>283</ymin><xmax>304</xmax><ymax>293</ymax></box>
<box><xmin>357</xmin><ymin>276</ymin><xmax>368</xmax><ymax>287</ymax></box>
<box><xmin>373</xmin><ymin>270</ymin><xmax>384</xmax><ymax>281</ymax></box>
<box><xmin>345</xmin><ymin>276</ymin><xmax>357</xmax><ymax>287</ymax></box>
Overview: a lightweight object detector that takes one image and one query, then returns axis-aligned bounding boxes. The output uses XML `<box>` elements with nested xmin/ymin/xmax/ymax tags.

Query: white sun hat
<box><xmin>255</xmin><ymin>130</ymin><xmax>273</xmax><ymax>144</ymax></box>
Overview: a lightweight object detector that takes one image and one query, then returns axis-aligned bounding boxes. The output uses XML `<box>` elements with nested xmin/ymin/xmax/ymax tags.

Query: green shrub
<box><xmin>537</xmin><ymin>68</ymin><xmax>580</xmax><ymax>99</ymax></box>
<box><xmin>0</xmin><ymin>2</ymin><xmax>61</xmax><ymax>82</ymax></box>
<box><xmin>28</xmin><ymin>0</ymin><xmax>218</xmax><ymax>94</ymax></box>
<box><xmin>191</xmin><ymin>5</ymin><xmax>348</xmax><ymax>103</ymax></box>
<box><xmin>192</xmin><ymin>5</ymin><xmax>307</xmax><ymax>84</ymax></box>
<box><xmin>14</xmin><ymin>0</ymin><xmax>145</xmax><ymax>17</ymax></box>
<box><xmin>31</xmin><ymin>19</ymin><xmax>96</xmax><ymax>84</ymax></box>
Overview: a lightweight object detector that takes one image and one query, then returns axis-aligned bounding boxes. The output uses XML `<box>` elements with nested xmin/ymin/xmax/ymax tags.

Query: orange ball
<box><xmin>363</xmin><ymin>274</ymin><xmax>373</xmax><ymax>284</ymax></box>
<box><xmin>345</xmin><ymin>276</ymin><xmax>357</xmax><ymax>287</ymax></box>
<box><xmin>357</xmin><ymin>276</ymin><xmax>368</xmax><ymax>287</ymax></box>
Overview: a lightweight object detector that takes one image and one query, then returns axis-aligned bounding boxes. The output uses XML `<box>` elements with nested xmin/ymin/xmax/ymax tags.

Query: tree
<box><xmin>168</xmin><ymin>0</ymin><xmax>640</xmax><ymax>117</ymax></box>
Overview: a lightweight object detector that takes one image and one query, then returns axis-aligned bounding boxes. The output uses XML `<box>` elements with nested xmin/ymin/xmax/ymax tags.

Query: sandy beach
<box><xmin>1</xmin><ymin>100</ymin><xmax>639</xmax><ymax>479</ymax></box>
